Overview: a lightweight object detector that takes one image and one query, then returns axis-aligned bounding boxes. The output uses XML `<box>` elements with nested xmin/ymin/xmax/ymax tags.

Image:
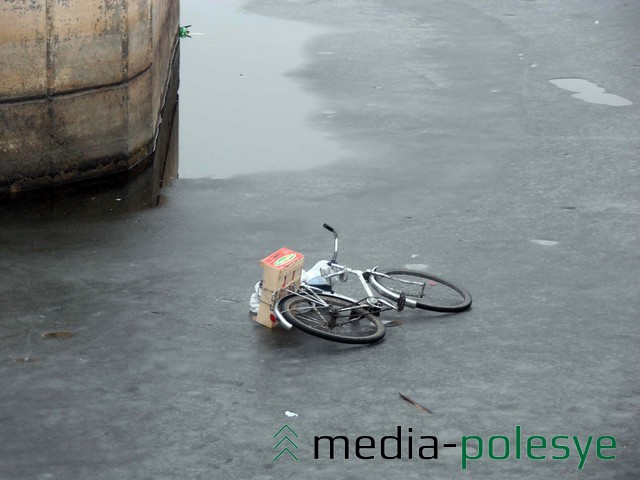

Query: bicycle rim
<box><xmin>277</xmin><ymin>293</ymin><xmax>385</xmax><ymax>344</ymax></box>
<box><xmin>370</xmin><ymin>270</ymin><xmax>472</xmax><ymax>312</ymax></box>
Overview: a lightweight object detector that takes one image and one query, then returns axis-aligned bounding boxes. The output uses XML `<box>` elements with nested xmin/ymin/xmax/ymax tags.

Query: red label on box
<box><xmin>260</xmin><ymin>248</ymin><xmax>303</xmax><ymax>270</ymax></box>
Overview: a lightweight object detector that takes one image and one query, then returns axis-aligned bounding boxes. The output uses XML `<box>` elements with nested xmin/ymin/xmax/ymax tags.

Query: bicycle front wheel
<box><xmin>370</xmin><ymin>270</ymin><xmax>472</xmax><ymax>312</ymax></box>
<box><xmin>276</xmin><ymin>293</ymin><xmax>385</xmax><ymax>344</ymax></box>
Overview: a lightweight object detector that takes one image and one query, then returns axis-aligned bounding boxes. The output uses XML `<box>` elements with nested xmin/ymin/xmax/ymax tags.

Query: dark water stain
<box><xmin>15</xmin><ymin>356</ymin><xmax>36</xmax><ymax>363</ymax></box>
<box><xmin>0</xmin><ymin>163</ymin><xmax>171</xmax><ymax>223</ymax></box>
<box><xmin>43</xmin><ymin>331</ymin><xmax>74</xmax><ymax>339</ymax></box>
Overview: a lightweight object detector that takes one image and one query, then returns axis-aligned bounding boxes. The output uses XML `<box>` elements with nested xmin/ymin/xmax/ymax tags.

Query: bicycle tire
<box><xmin>369</xmin><ymin>269</ymin><xmax>472</xmax><ymax>312</ymax></box>
<box><xmin>276</xmin><ymin>293</ymin><xmax>385</xmax><ymax>344</ymax></box>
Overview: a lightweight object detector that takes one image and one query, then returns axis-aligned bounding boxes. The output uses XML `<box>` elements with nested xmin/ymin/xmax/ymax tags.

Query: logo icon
<box><xmin>273</xmin><ymin>424</ymin><xmax>299</xmax><ymax>462</ymax></box>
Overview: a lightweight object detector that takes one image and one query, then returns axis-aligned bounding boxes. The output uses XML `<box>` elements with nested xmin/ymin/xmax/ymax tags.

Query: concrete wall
<box><xmin>0</xmin><ymin>0</ymin><xmax>180</xmax><ymax>194</ymax></box>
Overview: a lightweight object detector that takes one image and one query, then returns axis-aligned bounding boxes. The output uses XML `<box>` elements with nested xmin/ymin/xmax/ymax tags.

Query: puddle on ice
<box><xmin>531</xmin><ymin>239</ymin><xmax>559</xmax><ymax>246</ymax></box>
<box><xmin>404</xmin><ymin>263</ymin><xmax>429</xmax><ymax>270</ymax></box>
<box><xmin>549</xmin><ymin>78</ymin><xmax>633</xmax><ymax>106</ymax></box>
<box><xmin>179</xmin><ymin>0</ymin><xmax>345</xmax><ymax>178</ymax></box>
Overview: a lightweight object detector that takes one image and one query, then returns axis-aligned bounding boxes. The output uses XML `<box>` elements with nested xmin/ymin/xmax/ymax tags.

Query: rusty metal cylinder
<box><xmin>0</xmin><ymin>0</ymin><xmax>179</xmax><ymax>194</ymax></box>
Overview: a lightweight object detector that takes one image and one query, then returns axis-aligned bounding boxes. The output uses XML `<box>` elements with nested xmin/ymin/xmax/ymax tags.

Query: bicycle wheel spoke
<box><xmin>399</xmin><ymin>279</ymin><xmax>458</xmax><ymax>305</ymax></box>
<box><xmin>334</xmin><ymin>313</ymin><xmax>368</xmax><ymax>327</ymax></box>
<box><xmin>370</xmin><ymin>270</ymin><xmax>471</xmax><ymax>312</ymax></box>
<box><xmin>285</xmin><ymin>306</ymin><xmax>329</xmax><ymax>328</ymax></box>
<box><xmin>276</xmin><ymin>292</ymin><xmax>385</xmax><ymax>343</ymax></box>
<box><xmin>294</xmin><ymin>307</ymin><xmax>372</xmax><ymax>332</ymax></box>
<box><xmin>295</xmin><ymin>312</ymin><xmax>329</xmax><ymax>329</ymax></box>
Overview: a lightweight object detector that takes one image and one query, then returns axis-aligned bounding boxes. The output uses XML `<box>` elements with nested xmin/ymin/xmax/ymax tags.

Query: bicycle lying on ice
<box><xmin>272</xmin><ymin>224</ymin><xmax>472</xmax><ymax>344</ymax></box>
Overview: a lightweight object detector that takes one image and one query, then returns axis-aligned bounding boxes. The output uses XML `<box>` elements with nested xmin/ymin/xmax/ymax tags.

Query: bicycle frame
<box><xmin>321</xmin><ymin>223</ymin><xmax>396</xmax><ymax>308</ymax></box>
<box><xmin>323</xmin><ymin>263</ymin><xmax>398</xmax><ymax>310</ymax></box>
<box><xmin>271</xmin><ymin>224</ymin><xmax>472</xmax><ymax>343</ymax></box>
<box><xmin>273</xmin><ymin>224</ymin><xmax>430</xmax><ymax>329</ymax></box>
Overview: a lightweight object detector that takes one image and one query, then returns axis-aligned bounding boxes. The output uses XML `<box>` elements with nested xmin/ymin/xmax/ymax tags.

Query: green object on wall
<box><xmin>179</xmin><ymin>25</ymin><xmax>191</xmax><ymax>38</ymax></box>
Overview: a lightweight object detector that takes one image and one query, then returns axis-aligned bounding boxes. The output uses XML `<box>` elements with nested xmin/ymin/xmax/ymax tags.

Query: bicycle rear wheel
<box><xmin>369</xmin><ymin>269</ymin><xmax>472</xmax><ymax>312</ymax></box>
<box><xmin>276</xmin><ymin>293</ymin><xmax>385</xmax><ymax>344</ymax></box>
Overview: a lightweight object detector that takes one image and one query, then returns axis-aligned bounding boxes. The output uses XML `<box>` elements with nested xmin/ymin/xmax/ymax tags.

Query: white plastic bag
<box><xmin>301</xmin><ymin>260</ymin><xmax>331</xmax><ymax>283</ymax></box>
<box><xmin>249</xmin><ymin>281</ymin><xmax>261</xmax><ymax>314</ymax></box>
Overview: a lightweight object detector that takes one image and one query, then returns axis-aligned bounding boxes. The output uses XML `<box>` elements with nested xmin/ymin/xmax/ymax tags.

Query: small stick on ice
<box><xmin>399</xmin><ymin>392</ymin><xmax>433</xmax><ymax>414</ymax></box>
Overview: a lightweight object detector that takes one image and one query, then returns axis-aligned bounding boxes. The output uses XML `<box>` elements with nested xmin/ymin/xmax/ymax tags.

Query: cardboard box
<box><xmin>254</xmin><ymin>301</ymin><xmax>277</xmax><ymax>328</ymax></box>
<box><xmin>260</xmin><ymin>282</ymin><xmax>299</xmax><ymax>309</ymax></box>
<box><xmin>254</xmin><ymin>285</ymin><xmax>298</xmax><ymax>328</ymax></box>
<box><xmin>254</xmin><ymin>247</ymin><xmax>304</xmax><ymax>328</ymax></box>
<box><xmin>259</xmin><ymin>247</ymin><xmax>304</xmax><ymax>291</ymax></box>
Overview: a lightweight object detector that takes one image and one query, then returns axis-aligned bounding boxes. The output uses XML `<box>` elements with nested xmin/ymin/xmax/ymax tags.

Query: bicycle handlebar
<box><xmin>323</xmin><ymin>223</ymin><xmax>339</xmax><ymax>264</ymax></box>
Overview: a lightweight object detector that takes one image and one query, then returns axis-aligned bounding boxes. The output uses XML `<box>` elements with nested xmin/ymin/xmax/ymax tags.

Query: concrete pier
<box><xmin>0</xmin><ymin>0</ymin><xmax>179</xmax><ymax>194</ymax></box>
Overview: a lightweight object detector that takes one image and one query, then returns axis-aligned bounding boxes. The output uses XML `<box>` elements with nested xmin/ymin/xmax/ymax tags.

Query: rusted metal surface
<box><xmin>0</xmin><ymin>0</ymin><xmax>179</xmax><ymax>195</ymax></box>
